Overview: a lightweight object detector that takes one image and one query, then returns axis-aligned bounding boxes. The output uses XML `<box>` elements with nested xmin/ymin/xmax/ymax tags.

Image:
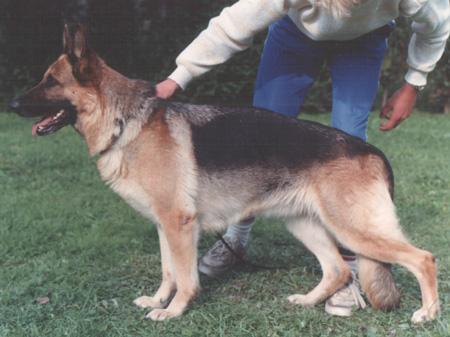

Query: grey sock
<box><xmin>224</xmin><ymin>218</ymin><xmax>254</xmax><ymax>247</ymax></box>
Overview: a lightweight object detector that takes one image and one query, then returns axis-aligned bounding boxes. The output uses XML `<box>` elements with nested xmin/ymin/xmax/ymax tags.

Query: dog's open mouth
<box><xmin>32</xmin><ymin>109</ymin><xmax>76</xmax><ymax>136</ymax></box>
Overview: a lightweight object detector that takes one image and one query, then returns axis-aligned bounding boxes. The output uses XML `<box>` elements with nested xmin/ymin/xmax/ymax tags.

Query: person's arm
<box><xmin>158</xmin><ymin>0</ymin><xmax>307</xmax><ymax>97</ymax></box>
<box><xmin>380</xmin><ymin>0</ymin><xmax>450</xmax><ymax>131</ymax></box>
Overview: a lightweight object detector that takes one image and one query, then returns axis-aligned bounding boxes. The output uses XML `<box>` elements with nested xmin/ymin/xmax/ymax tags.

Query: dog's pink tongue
<box><xmin>32</xmin><ymin>116</ymin><xmax>53</xmax><ymax>136</ymax></box>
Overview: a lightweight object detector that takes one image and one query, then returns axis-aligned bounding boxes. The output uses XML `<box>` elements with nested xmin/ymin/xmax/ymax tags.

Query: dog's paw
<box><xmin>287</xmin><ymin>294</ymin><xmax>315</xmax><ymax>307</ymax></box>
<box><xmin>411</xmin><ymin>306</ymin><xmax>439</xmax><ymax>324</ymax></box>
<box><xmin>146</xmin><ymin>308</ymin><xmax>180</xmax><ymax>321</ymax></box>
<box><xmin>133</xmin><ymin>296</ymin><xmax>163</xmax><ymax>309</ymax></box>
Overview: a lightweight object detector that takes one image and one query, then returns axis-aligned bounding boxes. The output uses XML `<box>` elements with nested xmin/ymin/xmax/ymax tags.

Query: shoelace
<box><xmin>348</xmin><ymin>270</ymin><xmax>367</xmax><ymax>309</ymax></box>
<box><xmin>210</xmin><ymin>239</ymin><xmax>237</xmax><ymax>259</ymax></box>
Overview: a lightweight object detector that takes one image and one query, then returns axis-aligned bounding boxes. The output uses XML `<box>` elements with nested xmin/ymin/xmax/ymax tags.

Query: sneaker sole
<box><xmin>324</xmin><ymin>302</ymin><xmax>353</xmax><ymax>317</ymax></box>
<box><xmin>198</xmin><ymin>260</ymin><xmax>231</xmax><ymax>278</ymax></box>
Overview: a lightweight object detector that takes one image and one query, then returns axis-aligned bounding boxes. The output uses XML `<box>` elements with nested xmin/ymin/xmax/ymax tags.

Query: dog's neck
<box><xmin>99</xmin><ymin>85</ymin><xmax>160</xmax><ymax>156</ymax></box>
<box><xmin>84</xmin><ymin>65</ymin><xmax>161</xmax><ymax>156</ymax></box>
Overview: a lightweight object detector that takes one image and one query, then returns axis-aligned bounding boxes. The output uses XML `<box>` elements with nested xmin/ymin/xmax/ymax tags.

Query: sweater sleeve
<box><xmin>168</xmin><ymin>0</ymin><xmax>306</xmax><ymax>89</ymax></box>
<box><xmin>401</xmin><ymin>0</ymin><xmax>450</xmax><ymax>86</ymax></box>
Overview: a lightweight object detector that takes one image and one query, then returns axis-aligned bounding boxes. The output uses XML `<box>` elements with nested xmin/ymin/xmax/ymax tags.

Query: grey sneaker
<box><xmin>325</xmin><ymin>266</ymin><xmax>366</xmax><ymax>317</ymax></box>
<box><xmin>198</xmin><ymin>236</ymin><xmax>246</xmax><ymax>277</ymax></box>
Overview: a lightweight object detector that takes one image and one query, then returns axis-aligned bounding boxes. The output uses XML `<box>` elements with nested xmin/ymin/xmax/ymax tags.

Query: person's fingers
<box><xmin>379</xmin><ymin>118</ymin><xmax>396</xmax><ymax>131</ymax></box>
<box><xmin>380</xmin><ymin>111</ymin><xmax>403</xmax><ymax>131</ymax></box>
<box><xmin>380</xmin><ymin>102</ymin><xmax>393</xmax><ymax>118</ymax></box>
<box><xmin>155</xmin><ymin>82</ymin><xmax>174</xmax><ymax>99</ymax></box>
<box><xmin>155</xmin><ymin>84</ymin><xmax>164</xmax><ymax>98</ymax></box>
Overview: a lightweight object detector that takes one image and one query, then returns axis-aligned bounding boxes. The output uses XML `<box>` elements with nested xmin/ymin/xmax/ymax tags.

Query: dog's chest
<box><xmin>112</xmin><ymin>178</ymin><xmax>157</xmax><ymax>222</ymax></box>
<box><xmin>97</xmin><ymin>150</ymin><xmax>158</xmax><ymax>223</ymax></box>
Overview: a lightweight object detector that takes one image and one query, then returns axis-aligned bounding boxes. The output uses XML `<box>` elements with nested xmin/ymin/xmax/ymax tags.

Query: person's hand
<box><xmin>379</xmin><ymin>83</ymin><xmax>418</xmax><ymax>131</ymax></box>
<box><xmin>155</xmin><ymin>79</ymin><xmax>180</xmax><ymax>100</ymax></box>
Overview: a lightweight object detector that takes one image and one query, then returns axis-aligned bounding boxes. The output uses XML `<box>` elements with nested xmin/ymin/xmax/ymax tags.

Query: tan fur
<box><xmin>310</xmin><ymin>157</ymin><xmax>439</xmax><ymax>322</ymax></box>
<box><xmin>96</xmin><ymin>108</ymin><xmax>201</xmax><ymax>320</ymax></box>
<box><xmin>358</xmin><ymin>257</ymin><xmax>400</xmax><ymax>310</ymax></box>
<box><xmin>286</xmin><ymin>217</ymin><xmax>351</xmax><ymax>306</ymax></box>
<box><xmin>15</xmin><ymin>26</ymin><xmax>439</xmax><ymax>322</ymax></box>
<box><xmin>30</xmin><ymin>69</ymin><xmax>441</xmax><ymax>320</ymax></box>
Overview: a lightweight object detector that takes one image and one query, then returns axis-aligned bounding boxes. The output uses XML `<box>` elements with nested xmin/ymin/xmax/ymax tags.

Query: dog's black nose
<box><xmin>8</xmin><ymin>99</ymin><xmax>20</xmax><ymax>111</ymax></box>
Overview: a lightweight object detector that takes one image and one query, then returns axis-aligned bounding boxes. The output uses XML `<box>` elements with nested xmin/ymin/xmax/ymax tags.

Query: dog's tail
<box><xmin>358</xmin><ymin>256</ymin><xmax>400</xmax><ymax>310</ymax></box>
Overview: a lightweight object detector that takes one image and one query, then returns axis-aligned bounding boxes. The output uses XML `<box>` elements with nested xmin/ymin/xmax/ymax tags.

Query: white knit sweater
<box><xmin>168</xmin><ymin>0</ymin><xmax>450</xmax><ymax>89</ymax></box>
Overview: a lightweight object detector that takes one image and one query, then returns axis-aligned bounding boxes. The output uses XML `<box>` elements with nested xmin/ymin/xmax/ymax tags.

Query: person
<box><xmin>155</xmin><ymin>0</ymin><xmax>450</xmax><ymax>317</ymax></box>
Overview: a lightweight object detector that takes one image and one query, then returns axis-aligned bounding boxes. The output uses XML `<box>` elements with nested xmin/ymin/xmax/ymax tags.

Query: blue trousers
<box><xmin>253</xmin><ymin>16</ymin><xmax>394</xmax><ymax>141</ymax></box>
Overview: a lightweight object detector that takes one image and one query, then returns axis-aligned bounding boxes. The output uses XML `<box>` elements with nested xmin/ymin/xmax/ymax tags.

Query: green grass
<box><xmin>0</xmin><ymin>111</ymin><xmax>449</xmax><ymax>337</ymax></box>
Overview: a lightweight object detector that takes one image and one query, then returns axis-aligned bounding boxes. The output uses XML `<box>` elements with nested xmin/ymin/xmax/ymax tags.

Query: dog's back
<box><xmin>171</xmin><ymin>102</ymin><xmax>392</xmax><ymax>180</ymax></box>
<box><xmin>164</xmin><ymin>104</ymin><xmax>395</xmax><ymax>220</ymax></box>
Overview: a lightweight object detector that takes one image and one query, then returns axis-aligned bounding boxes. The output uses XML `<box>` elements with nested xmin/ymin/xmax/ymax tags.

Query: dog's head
<box><xmin>9</xmin><ymin>24</ymin><xmax>103</xmax><ymax>136</ymax></box>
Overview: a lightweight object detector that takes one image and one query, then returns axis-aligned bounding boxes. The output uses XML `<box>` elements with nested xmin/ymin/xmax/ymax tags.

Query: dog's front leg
<box><xmin>134</xmin><ymin>226</ymin><xmax>176</xmax><ymax>310</ymax></box>
<box><xmin>146</xmin><ymin>213</ymin><xmax>200</xmax><ymax>321</ymax></box>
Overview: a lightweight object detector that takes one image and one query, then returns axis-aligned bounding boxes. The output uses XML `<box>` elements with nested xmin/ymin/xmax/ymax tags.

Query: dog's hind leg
<box><xmin>331</xmin><ymin>228</ymin><xmax>438</xmax><ymax>323</ymax></box>
<box><xmin>134</xmin><ymin>226</ymin><xmax>176</xmax><ymax>310</ymax></box>
<box><xmin>146</xmin><ymin>212</ymin><xmax>200</xmax><ymax>321</ymax></box>
<box><xmin>315</xmin><ymin>178</ymin><xmax>439</xmax><ymax>323</ymax></box>
<box><xmin>286</xmin><ymin>217</ymin><xmax>351</xmax><ymax>307</ymax></box>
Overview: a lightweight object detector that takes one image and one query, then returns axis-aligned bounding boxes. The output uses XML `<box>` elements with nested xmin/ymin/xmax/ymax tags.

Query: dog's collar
<box><xmin>98</xmin><ymin>97</ymin><xmax>164</xmax><ymax>156</ymax></box>
<box><xmin>98</xmin><ymin>117</ymin><xmax>125</xmax><ymax>156</ymax></box>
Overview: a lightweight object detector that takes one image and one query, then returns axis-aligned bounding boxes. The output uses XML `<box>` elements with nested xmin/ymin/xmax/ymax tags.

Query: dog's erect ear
<box><xmin>63</xmin><ymin>24</ymin><xmax>101</xmax><ymax>85</ymax></box>
<box><xmin>63</xmin><ymin>23</ymin><xmax>88</xmax><ymax>60</ymax></box>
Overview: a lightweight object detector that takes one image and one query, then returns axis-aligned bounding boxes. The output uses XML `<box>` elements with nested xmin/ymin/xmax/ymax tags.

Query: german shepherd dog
<box><xmin>9</xmin><ymin>25</ymin><xmax>439</xmax><ymax>323</ymax></box>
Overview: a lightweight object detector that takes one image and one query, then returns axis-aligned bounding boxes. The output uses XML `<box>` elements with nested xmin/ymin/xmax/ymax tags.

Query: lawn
<box><xmin>0</xmin><ymin>111</ymin><xmax>449</xmax><ymax>337</ymax></box>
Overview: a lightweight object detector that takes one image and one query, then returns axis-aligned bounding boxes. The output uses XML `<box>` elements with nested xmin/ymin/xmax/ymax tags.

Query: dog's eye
<box><xmin>44</xmin><ymin>74</ymin><xmax>59</xmax><ymax>87</ymax></box>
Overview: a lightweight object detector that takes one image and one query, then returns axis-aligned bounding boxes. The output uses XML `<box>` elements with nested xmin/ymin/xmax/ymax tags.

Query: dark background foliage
<box><xmin>0</xmin><ymin>0</ymin><xmax>448</xmax><ymax>112</ymax></box>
